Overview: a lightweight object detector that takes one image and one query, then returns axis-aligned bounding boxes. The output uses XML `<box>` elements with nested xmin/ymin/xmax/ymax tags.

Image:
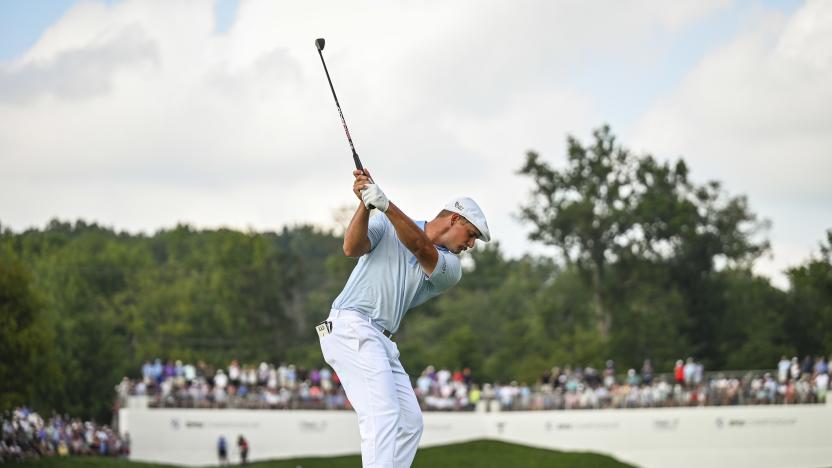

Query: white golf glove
<box><xmin>361</xmin><ymin>184</ymin><xmax>389</xmax><ymax>212</ymax></box>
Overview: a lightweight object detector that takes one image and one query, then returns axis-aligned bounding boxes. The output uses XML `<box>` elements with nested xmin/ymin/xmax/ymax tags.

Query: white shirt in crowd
<box><xmin>214</xmin><ymin>370</ymin><xmax>228</xmax><ymax>389</ymax></box>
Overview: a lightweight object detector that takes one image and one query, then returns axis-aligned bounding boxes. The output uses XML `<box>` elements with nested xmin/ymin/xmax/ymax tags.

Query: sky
<box><xmin>0</xmin><ymin>0</ymin><xmax>829</xmax><ymax>289</ymax></box>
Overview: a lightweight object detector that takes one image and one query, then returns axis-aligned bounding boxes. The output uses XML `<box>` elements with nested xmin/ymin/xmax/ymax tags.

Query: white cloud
<box><xmin>0</xmin><ymin>24</ymin><xmax>159</xmax><ymax>103</ymax></box>
<box><xmin>632</xmin><ymin>0</ymin><xmax>832</xmax><ymax>287</ymax></box>
<box><xmin>755</xmin><ymin>239</ymin><xmax>816</xmax><ymax>290</ymax></box>
<box><xmin>12</xmin><ymin>0</ymin><xmax>817</xmax><ymax>280</ymax></box>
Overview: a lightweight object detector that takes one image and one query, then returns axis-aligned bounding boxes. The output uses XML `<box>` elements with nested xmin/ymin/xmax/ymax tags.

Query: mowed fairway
<box><xmin>15</xmin><ymin>440</ymin><xmax>635</xmax><ymax>468</ymax></box>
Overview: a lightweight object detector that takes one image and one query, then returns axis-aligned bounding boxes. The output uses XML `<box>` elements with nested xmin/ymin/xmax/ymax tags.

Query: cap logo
<box><xmin>455</xmin><ymin>201</ymin><xmax>464</xmax><ymax>210</ymax></box>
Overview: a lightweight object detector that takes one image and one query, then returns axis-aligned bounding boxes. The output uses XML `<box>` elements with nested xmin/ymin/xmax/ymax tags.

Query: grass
<box><xmin>12</xmin><ymin>459</ymin><xmax>160</xmax><ymax>468</ymax></box>
<box><xmin>14</xmin><ymin>440</ymin><xmax>636</xmax><ymax>468</ymax></box>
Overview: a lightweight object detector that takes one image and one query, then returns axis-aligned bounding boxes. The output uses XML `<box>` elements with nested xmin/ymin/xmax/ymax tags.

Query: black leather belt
<box><xmin>317</xmin><ymin>309</ymin><xmax>394</xmax><ymax>340</ymax></box>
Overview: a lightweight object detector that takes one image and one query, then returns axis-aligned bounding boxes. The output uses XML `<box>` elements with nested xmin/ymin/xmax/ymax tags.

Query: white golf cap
<box><xmin>444</xmin><ymin>197</ymin><xmax>491</xmax><ymax>242</ymax></box>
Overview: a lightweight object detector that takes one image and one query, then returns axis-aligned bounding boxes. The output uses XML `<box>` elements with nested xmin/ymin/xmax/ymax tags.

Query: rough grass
<box><xmin>15</xmin><ymin>439</ymin><xmax>636</xmax><ymax>468</ymax></box>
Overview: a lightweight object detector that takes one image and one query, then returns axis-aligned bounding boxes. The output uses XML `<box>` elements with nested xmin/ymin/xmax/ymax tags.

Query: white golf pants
<box><xmin>319</xmin><ymin>309</ymin><xmax>423</xmax><ymax>468</ymax></box>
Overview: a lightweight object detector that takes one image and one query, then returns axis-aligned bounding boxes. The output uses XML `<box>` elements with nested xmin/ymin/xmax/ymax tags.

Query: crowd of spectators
<box><xmin>119</xmin><ymin>355</ymin><xmax>830</xmax><ymax>413</ymax></box>
<box><xmin>0</xmin><ymin>407</ymin><xmax>128</xmax><ymax>463</ymax></box>
<box><xmin>119</xmin><ymin>359</ymin><xmax>349</xmax><ymax>410</ymax></box>
<box><xmin>417</xmin><ymin>355</ymin><xmax>830</xmax><ymax>411</ymax></box>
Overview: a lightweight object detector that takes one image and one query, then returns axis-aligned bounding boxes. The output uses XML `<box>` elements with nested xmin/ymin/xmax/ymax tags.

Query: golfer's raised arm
<box><xmin>342</xmin><ymin>170</ymin><xmax>373</xmax><ymax>257</ymax></box>
<box><xmin>342</xmin><ymin>203</ymin><xmax>371</xmax><ymax>257</ymax></box>
<box><xmin>383</xmin><ymin>202</ymin><xmax>439</xmax><ymax>275</ymax></box>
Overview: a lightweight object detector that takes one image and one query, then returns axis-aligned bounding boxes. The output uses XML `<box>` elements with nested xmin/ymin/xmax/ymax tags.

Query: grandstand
<box><xmin>107</xmin><ymin>355</ymin><xmax>832</xmax><ymax>468</ymax></box>
<box><xmin>5</xmin><ymin>353</ymin><xmax>830</xmax><ymax>467</ymax></box>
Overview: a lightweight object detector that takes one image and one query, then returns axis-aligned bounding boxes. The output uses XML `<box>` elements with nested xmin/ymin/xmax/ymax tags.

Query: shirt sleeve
<box><xmin>367</xmin><ymin>214</ymin><xmax>388</xmax><ymax>250</ymax></box>
<box><xmin>426</xmin><ymin>250</ymin><xmax>462</xmax><ymax>291</ymax></box>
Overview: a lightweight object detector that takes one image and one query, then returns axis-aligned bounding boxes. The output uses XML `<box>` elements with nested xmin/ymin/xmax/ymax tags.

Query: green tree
<box><xmin>786</xmin><ymin>230</ymin><xmax>832</xmax><ymax>356</ymax></box>
<box><xmin>518</xmin><ymin>125</ymin><xmax>769</xmax><ymax>364</ymax></box>
<box><xmin>518</xmin><ymin>126</ymin><xmax>636</xmax><ymax>339</ymax></box>
<box><xmin>717</xmin><ymin>269</ymin><xmax>791</xmax><ymax>369</ymax></box>
<box><xmin>0</xmin><ymin>246</ymin><xmax>53</xmax><ymax>412</ymax></box>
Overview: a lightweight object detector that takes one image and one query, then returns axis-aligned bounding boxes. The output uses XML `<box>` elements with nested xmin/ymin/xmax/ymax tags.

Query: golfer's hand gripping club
<box><xmin>353</xmin><ymin>169</ymin><xmax>388</xmax><ymax>212</ymax></box>
<box><xmin>362</xmin><ymin>184</ymin><xmax>389</xmax><ymax>213</ymax></box>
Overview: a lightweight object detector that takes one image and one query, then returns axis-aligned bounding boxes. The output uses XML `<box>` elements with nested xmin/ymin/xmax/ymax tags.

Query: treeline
<box><xmin>1</xmin><ymin>126</ymin><xmax>830</xmax><ymax>422</ymax></box>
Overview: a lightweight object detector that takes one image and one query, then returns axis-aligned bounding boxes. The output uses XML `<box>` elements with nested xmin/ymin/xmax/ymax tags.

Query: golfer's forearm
<box><xmin>384</xmin><ymin>202</ymin><xmax>438</xmax><ymax>272</ymax></box>
<box><xmin>343</xmin><ymin>203</ymin><xmax>371</xmax><ymax>257</ymax></box>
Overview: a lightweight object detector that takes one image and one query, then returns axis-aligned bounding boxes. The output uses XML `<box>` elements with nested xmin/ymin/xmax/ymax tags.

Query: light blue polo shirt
<box><xmin>331</xmin><ymin>214</ymin><xmax>462</xmax><ymax>333</ymax></box>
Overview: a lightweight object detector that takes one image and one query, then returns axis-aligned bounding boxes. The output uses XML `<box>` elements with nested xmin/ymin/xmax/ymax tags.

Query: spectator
<box><xmin>801</xmin><ymin>355</ymin><xmax>814</xmax><ymax>377</ymax></box>
<box><xmin>215</xmin><ymin>369</ymin><xmax>229</xmax><ymax>390</ymax></box>
<box><xmin>626</xmin><ymin>369</ymin><xmax>641</xmax><ymax>387</ymax></box>
<box><xmin>815</xmin><ymin>371</ymin><xmax>829</xmax><ymax>403</ymax></box>
<box><xmin>683</xmin><ymin>358</ymin><xmax>696</xmax><ymax>387</ymax></box>
<box><xmin>693</xmin><ymin>361</ymin><xmax>704</xmax><ymax>386</ymax></box>
<box><xmin>641</xmin><ymin>359</ymin><xmax>654</xmax><ymax>385</ymax></box>
<box><xmin>141</xmin><ymin>361</ymin><xmax>153</xmax><ymax>383</ymax></box>
<box><xmin>267</xmin><ymin>366</ymin><xmax>278</xmax><ymax>391</ymax></box>
<box><xmin>183</xmin><ymin>362</ymin><xmax>197</xmax><ymax>382</ymax></box>
<box><xmin>237</xmin><ymin>435</ymin><xmax>249</xmax><ymax>465</ymax></box>
<box><xmin>603</xmin><ymin>361</ymin><xmax>615</xmax><ymax>388</ymax></box>
<box><xmin>164</xmin><ymin>360</ymin><xmax>176</xmax><ymax>381</ymax></box>
<box><xmin>257</xmin><ymin>362</ymin><xmax>269</xmax><ymax>385</ymax></box>
<box><xmin>151</xmin><ymin>359</ymin><xmax>163</xmax><ymax>384</ymax></box>
<box><xmin>674</xmin><ymin>360</ymin><xmax>684</xmax><ymax>385</ymax></box>
<box><xmin>777</xmin><ymin>356</ymin><xmax>790</xmax><ymax>383</ymax></box>
<box><xmin>814</xmin><ymin>356</ymin><xmax>828</xmax><ymax>377</ymax></box>
<box><xmin>217</xmin><ymin>436</ymin><xmax>228</xmax><ymax>466</ymax></box>
<box><xmin>228</xmin><ymin>360</ymin><xmax>241</xmax><ymax>387</ymax></box>
<box><xmin>790</xmin><ymin>357</ymin><xmax>801</xmax><ymax>381</ymax></box>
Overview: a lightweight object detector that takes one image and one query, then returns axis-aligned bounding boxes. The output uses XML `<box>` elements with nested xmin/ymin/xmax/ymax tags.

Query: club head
<box><xmin>315</xmin><ymin>38</ymin><xmax>325</xmax><ymax>51</ymax></box>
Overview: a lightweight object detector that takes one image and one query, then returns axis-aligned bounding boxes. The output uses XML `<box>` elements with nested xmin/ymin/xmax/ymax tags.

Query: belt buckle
<box><xmin>373</xmin><ymin>321</ymin><xmax>392</xmax><ymax>339</ymax></box>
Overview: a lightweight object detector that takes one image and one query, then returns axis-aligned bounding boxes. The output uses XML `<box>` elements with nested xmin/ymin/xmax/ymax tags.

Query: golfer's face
<box><xmin>449</xmin><ymin>218</ymin><xmax>479</xmax><ymax>254</ymax></box>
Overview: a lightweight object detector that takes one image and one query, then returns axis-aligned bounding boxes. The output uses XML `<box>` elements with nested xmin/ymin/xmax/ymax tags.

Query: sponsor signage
<box><xmin>168</xmin><ymin>418</ymin><xmax>260</xmax><ymax>430</ymax></box>
<box><xmin>715</xmin><ymin>417</ymin><xmax>797</xmax><ymax>429</ymax></box>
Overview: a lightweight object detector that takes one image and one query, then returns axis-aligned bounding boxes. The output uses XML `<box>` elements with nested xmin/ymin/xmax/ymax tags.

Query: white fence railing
<box><xmin>120</xmin><ymin>401</ymin><xmax>832</xmax><ymax>468</ymax></box>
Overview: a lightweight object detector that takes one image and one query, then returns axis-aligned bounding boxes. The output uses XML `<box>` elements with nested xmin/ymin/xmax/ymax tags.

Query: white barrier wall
<box><xmin>120</xmin><ymin>403</ymin><xmax>832</xmax><ymax>468</ymax></box>
<box><xmin>489</xmin><ymin>405</ymin><xmax>832</xmax><ymax>468</ymax></box>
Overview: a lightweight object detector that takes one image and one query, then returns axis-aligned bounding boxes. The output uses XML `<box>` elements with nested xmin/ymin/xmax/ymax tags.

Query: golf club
<box><xmin>315</xmin><ymin>38</ymin><xmax>373</xmax><ymax>186</ymax></box>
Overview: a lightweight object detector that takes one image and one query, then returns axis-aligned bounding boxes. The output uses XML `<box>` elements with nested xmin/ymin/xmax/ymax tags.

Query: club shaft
<box><xmin>316</xmin><ymin>49</ymin><xmax>365</xmax><ymax>172</ymax></box>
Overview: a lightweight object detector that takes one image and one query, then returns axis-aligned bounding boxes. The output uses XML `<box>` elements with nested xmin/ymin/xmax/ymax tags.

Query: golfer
<box><xmin>317</xmin><ymin>169</ymin><xmax>490</xmax><ymax>468</ymax></box>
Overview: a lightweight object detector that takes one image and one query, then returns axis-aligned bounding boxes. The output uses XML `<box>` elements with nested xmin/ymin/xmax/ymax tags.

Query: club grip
<box><xmin>352</xmin><ymin>151</ymin><xmax>364</xmax><ymax>171</ymax></box>
<box><xmin>353</xmin><ymin>151</ymin><xmax>375</xmax><ymax>209</ymax></box>
<box><xmin>353</xmin><ymin>151</ymin><xmax>374</xmax><ymax>182</ymax></box>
